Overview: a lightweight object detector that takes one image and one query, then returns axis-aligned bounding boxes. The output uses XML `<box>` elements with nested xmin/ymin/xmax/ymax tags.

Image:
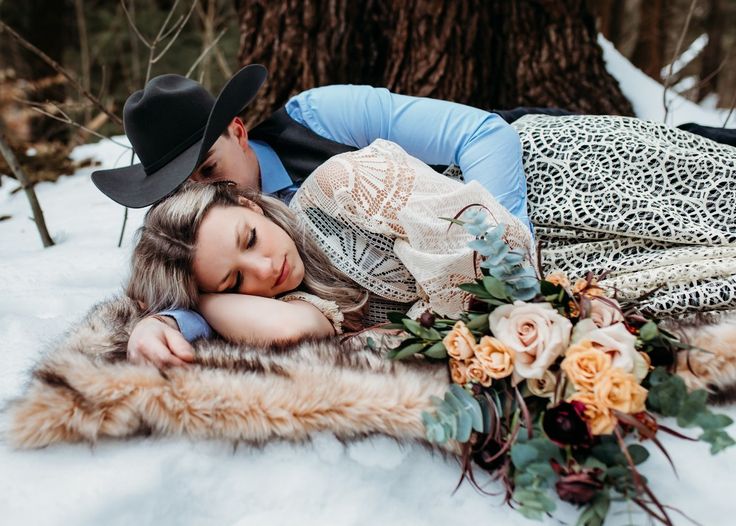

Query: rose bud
<box><xmin>472</xmin><ymin>436</ymin><xmax>504</xmax><ymax>473</ymax></box>
<box><xmin>419</xmin><ymin>311</ymin><xmax>436</xmax><ymax>328</ymax></box>
<box><xmin>542</xmin><ymin>401</ymin><xmax>592</xmax><ymax>448</ymax></box>
<box><xmin>555</xmin><ymin>470</ymin><xmax>604</xmax><ymax>505</ymax></box>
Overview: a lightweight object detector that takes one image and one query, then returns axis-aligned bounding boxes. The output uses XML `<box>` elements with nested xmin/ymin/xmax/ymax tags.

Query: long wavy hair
<box><xmin>126</xmin><ymin>182</ymin><xmax>368</xmax><ymax>331</ymax></box>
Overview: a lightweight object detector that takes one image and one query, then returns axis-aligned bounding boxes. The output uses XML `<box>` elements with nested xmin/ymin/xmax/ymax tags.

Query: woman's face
<box><xmin>192</xmin><ymin>200</ymin><xmax>305</xmax><ymax>298</ymax></box>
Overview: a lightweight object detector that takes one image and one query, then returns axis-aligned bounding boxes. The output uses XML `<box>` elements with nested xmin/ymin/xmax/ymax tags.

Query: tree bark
<box><xmin>698</xmin><ymin>0</ymin><xmax>723</xmax><ymax>101</ymax></box>
<box><xmin>235</xmin><ymin>0</ymin><xmax>633</xmax><ymax>127</ymax></box>
<box><xmin>630</xmin><ymin>0</ymin><xmax>667</xmax><ymax>81</ymax></box>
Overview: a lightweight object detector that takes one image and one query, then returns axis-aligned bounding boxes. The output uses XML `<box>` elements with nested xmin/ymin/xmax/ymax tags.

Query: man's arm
<box><xmin>285</xmin><ymin>85</ymin><xmax>530</xmax><ymax>226</ymax></box>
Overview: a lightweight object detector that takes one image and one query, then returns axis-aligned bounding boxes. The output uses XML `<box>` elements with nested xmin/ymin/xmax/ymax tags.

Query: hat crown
<box><xmin>123</xmin><ymin>75</ymin><xmax>214</xmax><ymax>173</ymax></box>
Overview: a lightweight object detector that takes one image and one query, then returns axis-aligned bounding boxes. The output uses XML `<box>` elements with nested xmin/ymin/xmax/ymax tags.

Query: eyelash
<box><xmin>200</xmin><ymin>162</ymin><xmax>217</xmax><ymax>177</ymax></box>
<box><xmin>226</xmin><ymin>228</ymin><xmax>257</xmax><ymax>293</ymax></box>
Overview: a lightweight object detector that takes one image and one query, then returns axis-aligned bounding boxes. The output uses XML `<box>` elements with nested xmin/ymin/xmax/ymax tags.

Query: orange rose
<box><xmin>466</xmin><ymin>359</ymin><xmax>493</xmax><ymax>387</ymax></box>
<box><xmin>561</xmin><ymin>342</ymin><xmax>612</xmax><ymax>391</ymax></box>
<box><xmin>545</xmin><ymin>270</ymin><xmax>570</xmax><ymax>288</ymax></box>
<box><xmin>449</xmin><ymin>359</ymin><xmax>469</xmax><ymax>385</ymax></box>
<box><xmin>474</xmin><ymin>336</ymin><xmax>514</xmax><ymax>379</ymax></box>
<box><xmin>572</xmin><ymin>278</ymin><xmax>605</xmax><ymax>297</ymax></box>
<box><xmin>443</xmin><ymin>321</ymin><xmax>476</xmax><ymax>361</ymax></box>
<box><xmin>568</xmin><ymin>391</ymin><xmax>617</xmax><ymax>435</ymax></box>
<box><xmin>594</xmin><ymin>368</ymin><xmax>648</xmax><ymax>414</ymax></box>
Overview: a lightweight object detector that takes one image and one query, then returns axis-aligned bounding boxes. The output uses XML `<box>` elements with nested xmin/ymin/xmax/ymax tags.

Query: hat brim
<box><xmin>91</xmin><ymin>64</ymin><xmax>267</xmax><ymax>208</ymax></box>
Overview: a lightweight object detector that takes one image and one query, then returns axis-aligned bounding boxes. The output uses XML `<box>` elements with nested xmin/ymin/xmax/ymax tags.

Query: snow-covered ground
<box><xmin>1</xmin><ymin>42</ymin><xmax>735</xmax><ymax>526</ymax></box>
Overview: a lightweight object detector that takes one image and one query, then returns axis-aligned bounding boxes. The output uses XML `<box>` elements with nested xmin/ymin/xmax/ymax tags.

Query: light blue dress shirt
<box><xmin>166</xmin><ymin>85</ymin><xmax>530</xmax><ymax>341</ymax></box>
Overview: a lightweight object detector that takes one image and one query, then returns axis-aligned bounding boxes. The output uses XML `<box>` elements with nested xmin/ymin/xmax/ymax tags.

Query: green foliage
<box><xmin>576</xmin><ymin>493</ymin><xmax>610</xmax><ymax>526</ymax></box>
<box><xmin>458</xmin><ymin>210</ymin><xmax>540</xmax><ymax>302</ymax></box>
<box><xmin>646</xmin><ymin>367</ymin><xmax>735</xmax><ymax>453</ymax></box>
<box><xmin>421</xmin><ymin>384</ymin><xmax>485</xmax><ymax>444</ymax></box>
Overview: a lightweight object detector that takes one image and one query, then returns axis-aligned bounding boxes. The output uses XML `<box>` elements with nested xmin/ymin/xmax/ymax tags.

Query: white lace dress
<box><xmin>289</xmin><ymin>139</ymin><xmax>534</xmax><ymax>325</ymax></box>
<box><xmin>514</xmin><ymin>114</ymin><xmax>736</xmax><ymax>319</ymax></box>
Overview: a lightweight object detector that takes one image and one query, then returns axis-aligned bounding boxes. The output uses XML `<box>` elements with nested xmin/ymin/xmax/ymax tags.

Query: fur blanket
<box><xmin>6</xmin><ymin>297</ymin><xmax>736</xmax><ymax>449</ymax></box>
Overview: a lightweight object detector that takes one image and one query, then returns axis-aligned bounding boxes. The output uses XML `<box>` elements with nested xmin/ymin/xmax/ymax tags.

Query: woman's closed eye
<box><xmin>199</xmin><ymin>162</ymin><xmax>218</xmax><ymax>179</ymax></box>
<box><xmin>225</xmin><ymin>228</ymin><xmax>257</xmax><ymax>293</ymax></box>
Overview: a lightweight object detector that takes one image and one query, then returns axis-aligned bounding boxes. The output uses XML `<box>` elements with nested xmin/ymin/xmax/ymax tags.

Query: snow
<box><xmin>1</xmin><ymin>42</ymin><xmax>736</xmax><ymax>526</ymax></box>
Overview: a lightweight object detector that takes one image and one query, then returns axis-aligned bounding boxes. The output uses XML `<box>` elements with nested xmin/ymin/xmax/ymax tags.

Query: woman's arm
<box><xmin>198</xmin><ymin>293</ymin><xmax>335</xmax><ymax>345</ymax></box>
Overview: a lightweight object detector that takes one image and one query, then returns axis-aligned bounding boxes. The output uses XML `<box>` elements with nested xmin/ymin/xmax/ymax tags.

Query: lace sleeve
<box><xmin>291</xmin><ymin>139</ymin><xmax>535</xmax><ymax>318</ymax></box>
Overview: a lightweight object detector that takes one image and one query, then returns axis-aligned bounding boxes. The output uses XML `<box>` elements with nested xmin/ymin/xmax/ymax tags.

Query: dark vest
<box><xmin>249</xmin><ymin>107</ymin><xmax>448</xmax><ymax>186</ymax></box>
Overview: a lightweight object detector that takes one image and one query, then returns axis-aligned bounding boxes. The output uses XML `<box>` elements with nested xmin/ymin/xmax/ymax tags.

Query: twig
<box><xmin>186</xmin><ymin>28</ymin><xmax>228</xmax><ymax>78</ymax></box>
<box><xmin>0</xmin><ymin>19</ymin><xmax>123</xmax><ymax>127</ymax></box>
<box><xmin>117</xmin><ymin>148</ymin><xmax>136</xmax><ymax>247</ymax></box>
<box><xmin>722</xmin><ymin>90</ymin><xmax>736</xmax><ymax>128</ymax></box>
<box><xmin>151</xmin><ymin>1</ymin><xmax>198</xmax><ymax>64</ymax></box>
<box><xmin>22</xmin><ymin>101</ymin><xmax>131</xmax><ymax>149</ymax></box>
<box><xmin>73</xmin><ymin>0</ymin><xmax>92</xmax><ymax>124</ymax></box>
<box><xmin>662</xmin><ymin>0</ymin><xmax>698</xmax><ymax>124</ymax></box>
<box><xmin>120</xmin><ymin>0</ymin><xmax>151</xmax><ymax>47</ymax></box>
<box><xmin>0</xmin><ymin>124</ymin><xmax>54</xmax><ymax>247</ymax></box>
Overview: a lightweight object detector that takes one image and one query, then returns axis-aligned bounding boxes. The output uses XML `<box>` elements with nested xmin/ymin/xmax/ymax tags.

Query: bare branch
<box><xmin>0</xmin><ymin>123</ymin><xmax>54</xmax><ymax>247</ymax></box>
<box><xmin>186</xmin><ymin>28</ymin><xmax>228</xmax><ymax>78</ymax></box>
<box><xmin>120</xmin><ymin>0</ymin><xmax>151</xmax><ymax>48</ymax></box>
<box><xmin>155</xmin><ymin>0</ymin><xmax>183</xmax><ymax>41</ymax></box>
<box><xmin>152</xmin><ymin>0</ymin><xmax>198</xmax><ymax>64</ymax></box>
<box><xmin>662</xmin><ymin>0</ymin><xmax>698</xmax><ymax>124</ymax></box>
<box><xmin>0</xmin><ymin>20</ymin><xmax>123</xmax><ymax>127</ymax></box>
<box><xmin>722</xmin><ymin>91</ymin><xmax>736</xmax><ymax>128</ymax></box>
<box><xmin>23</xmin><ymin>101</ymin><xmax>131</xmax><ymax>149</ymax></box>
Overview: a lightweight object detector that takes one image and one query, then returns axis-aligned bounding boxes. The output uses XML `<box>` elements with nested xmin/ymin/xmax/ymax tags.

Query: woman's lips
<box><xmin>275</xmin><ymin>256</ymin><xmax>289</xmax><ymax>287</ymax></box>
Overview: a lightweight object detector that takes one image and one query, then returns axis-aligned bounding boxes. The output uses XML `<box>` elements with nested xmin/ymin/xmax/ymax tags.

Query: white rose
<box><xmin>588</xmin><ymin>297</ymin><xmax>624</xmax><ymax>328</ymax></box>
<box><xmin>489</xmin><ymin>301</ymin><xmax>572</xmax><ymax>381</ymax></box>
<box><xmin>571</xmin><ymin>322</ymin><xmax>645</xmax><ymax>380</ymax></box>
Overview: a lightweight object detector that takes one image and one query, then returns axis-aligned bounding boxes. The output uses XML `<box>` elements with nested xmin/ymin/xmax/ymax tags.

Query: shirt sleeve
<box><xmin>158</xmin><ymin>309</ymin><xmax>214</xmax><ymax>342</ymax></box>
<box><xmin>285</xmin><ymin>85</ymin><xmax>530</xmax><ymax>228</ymax></box>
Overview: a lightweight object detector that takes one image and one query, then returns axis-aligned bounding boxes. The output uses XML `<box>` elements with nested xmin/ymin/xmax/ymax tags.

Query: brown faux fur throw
<box><xmin>6</xmin><ymin>296</ymin><xmax>449</xmax><ymax>449</ymax></box>
<box><xmin>6</xmin><ymin>297</ymin><xmax>736</xmax><ymax>449</ymax></box>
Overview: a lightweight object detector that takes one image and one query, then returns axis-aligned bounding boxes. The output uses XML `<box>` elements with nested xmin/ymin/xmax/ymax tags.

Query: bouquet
<box><xmin>385</xmin><ymin>209</ymin><xmax>734</xmax><ymax>525</ymax></box>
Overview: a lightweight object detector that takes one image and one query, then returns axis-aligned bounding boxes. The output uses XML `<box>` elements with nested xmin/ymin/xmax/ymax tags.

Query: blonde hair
<box><xmin>127</xmin><ymin>182</ymin><xmax>368</xmax><ymax>331</ymax></box>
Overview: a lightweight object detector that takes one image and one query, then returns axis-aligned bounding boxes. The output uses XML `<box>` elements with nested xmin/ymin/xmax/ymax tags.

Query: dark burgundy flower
<box><xmin>472</xmin><ymin>436</ymin><xmax>504</xmax><ymax>473</ymax></box>
<box><xmin>555</xmin><ymin>470</ymin><xmax>604</xmax><ymax>505</ymax></box>
<box><xmin>542</xmin><ymin>401</ymin><xmax>592</xmax><ymax>448</ymax></box>
<box><xmin>646</xmin><ymin>346</ymin><xmax>675</xmax><ymax>367</ymax></box>
<box><xmin>419</xmin><ymin>311</ymin><xmax>436</xmax><ymax>328</ymax></box>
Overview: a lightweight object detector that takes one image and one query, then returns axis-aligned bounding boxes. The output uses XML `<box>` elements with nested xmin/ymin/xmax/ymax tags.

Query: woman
<box><xmin>128</xmin><ymin>114</ymin><xmax>736</xmax><ymax>353</ymax></box>
<box><xmin>127</xmin><ymin>139</ymin><xmax>534</xmax><ymax>344</ymax></box>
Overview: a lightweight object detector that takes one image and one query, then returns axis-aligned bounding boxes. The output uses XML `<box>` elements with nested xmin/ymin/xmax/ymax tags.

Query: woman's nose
<box><xmin>242</xmin><ymin>255</ymin><xmax>275</xmax><ymax>281</ymax></box>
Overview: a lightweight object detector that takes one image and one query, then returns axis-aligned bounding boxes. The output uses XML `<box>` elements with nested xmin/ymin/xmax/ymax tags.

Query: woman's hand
<box><xmin>198</xmin><ymin>293</ymin><xmax>335</xmax><ymax>344</ymax></box>
<box><xmin>127</xmin><ymin>316</ymin><xmax>195</xmax><ymax>369</ymax></box>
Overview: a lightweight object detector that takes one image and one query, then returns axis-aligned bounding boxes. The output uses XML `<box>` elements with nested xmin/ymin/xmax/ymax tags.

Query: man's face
<box><xmin>190</xmin><ymin>118</ymin><xmax>261</xmax><ymax>191</ymax></box>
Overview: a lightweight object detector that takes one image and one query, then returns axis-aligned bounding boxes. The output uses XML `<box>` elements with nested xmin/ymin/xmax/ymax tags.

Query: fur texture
<box><xmin>6</xmin><ymin>297</ymin><xmax>449</xmax><ymax>449</ymax></box>
<box><xmin>5</xmin><ymin>297</ymin><xmax>736</xmax><ymax>449</ymax></box>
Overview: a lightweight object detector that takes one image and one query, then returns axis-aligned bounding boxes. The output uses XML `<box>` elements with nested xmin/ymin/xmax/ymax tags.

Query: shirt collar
<box><xmin>249</xmin><ymin>139</ymin><xmax>293</xmax><ymax>194</ymax></box>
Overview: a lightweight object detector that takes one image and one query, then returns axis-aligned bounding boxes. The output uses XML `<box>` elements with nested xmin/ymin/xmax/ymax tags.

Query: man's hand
<box><xmin>127</xmin><ymin>316</ymin><xmax>195</xmax><ymax>369</ymax></box>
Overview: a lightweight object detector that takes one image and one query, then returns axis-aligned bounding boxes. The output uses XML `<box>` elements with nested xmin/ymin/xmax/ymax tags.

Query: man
<box><xmin>92</xmin><ymin>64</ymin><xmax>538</xmax><ymax>368</ymax></box>
<box><xmin>92</xmin><ymin>65</ymin><xmax>734</xmax><ymax>369</ymax></box>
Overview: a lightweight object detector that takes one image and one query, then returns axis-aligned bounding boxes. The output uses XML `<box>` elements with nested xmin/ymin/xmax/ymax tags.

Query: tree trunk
<box><xmin>630</xmin><ymin>0</ymin><xmax>667</xmax><ymax>81</ymax></box>
<box><xmin>697</xmin><ymin>0</ymin><xmax>723</xmax><ymax>102</ymax></box>
<box><xmin>235</xmin><ymin>0</ymin><xmax>633</xmax><ymax>127</ymax></box>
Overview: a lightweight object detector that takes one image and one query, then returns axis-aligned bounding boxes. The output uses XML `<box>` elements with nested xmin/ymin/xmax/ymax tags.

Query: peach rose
<box><xmin>594</xmin><ymin>368</ymin><xmax>648</xmax><ymax>414</ymax></box>
<box><xmin>489</xmin><ymin>301</ymin><xmax>572</xmax><ymax>381</ymax></box>
<box><xmin>527</xmin><ymin>369</ymin><xmax>558</xmax><ymax>398</ymax></box>
<box><xmin>571</xmin><ymin>322</ymin><xmax>645</xmax><ymax>380</ymax></box>
<box><xmin>443</xmin><ymin>321</ymin><xmax>476</xmax><ymax>361</ymax></box>
<box><xmin>449</xmin><ymin>359</ymin><xmax>469</xmax><ymax>385</ymax></box>
<box><xmin>561</xmin><ymin>343</ymin><xmax>612</xmax><ymax>391</ymax></box>
<box><xmin>545</xmin><ymin>270</ymin><xmax>570</xmax><ymax>288</ymax></box>
<box><xmin>568</xmin><ymin>391</ymin><xmax>617</xmax><ymax>435</ymax></box>
<box><xmin>572</xmin><ymin>278</ymin><xmax>605</xmax><ymax>296</ymax></box>
<box><xmin>466</xmin><ymin>359</ymin><xmax>493</xmax><ymax>387</ymax></box>
<box><xmin>474</xmin><ymin>336</ymin><xmax>514</xmax><ymax>379</ymax></box>
<box><xmin>588</xmin><ymin>297</ymin><xmax>624</xmax><ymax>328</ymax></box>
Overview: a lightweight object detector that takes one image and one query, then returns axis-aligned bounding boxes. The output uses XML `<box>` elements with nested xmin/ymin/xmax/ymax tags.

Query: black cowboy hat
<box><xmin>91</xmin><ymin>64</ymin><xmax>267</xmax><ymax>208</ymax></box>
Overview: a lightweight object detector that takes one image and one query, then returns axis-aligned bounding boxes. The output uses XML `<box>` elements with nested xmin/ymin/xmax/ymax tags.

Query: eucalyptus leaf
<box><xmin>510</xmin><ymin>443</ymin><xmax>538</xmax><ymax>469</ymax></box>
<box><xmin>449</xmin><ymin>384</ymin><xmax>484</xmax><ymax>431</ymax></box>
<box><xmin>392</xmin><ymin>342</ymin><xmax>427</xmax><ymax>360</ymax></box>
<box><xmin>423</xmin><ymin>341</ymin><xmax>448</xmax><ymax>359</ymax></box>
